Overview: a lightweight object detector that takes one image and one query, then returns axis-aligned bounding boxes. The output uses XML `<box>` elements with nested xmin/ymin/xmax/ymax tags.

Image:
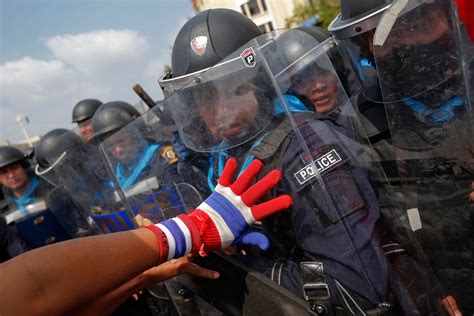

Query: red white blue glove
<box><xmin>146</xmin><ymin>158</ymin><xmax>292</xmax><ymax>262</ymax></box>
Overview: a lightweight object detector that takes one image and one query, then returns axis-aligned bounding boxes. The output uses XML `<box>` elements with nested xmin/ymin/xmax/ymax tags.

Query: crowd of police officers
<box><xmin>1</xmin><ymin>0</ymin><xmax>473</xmax><ymax>315</ymax></box>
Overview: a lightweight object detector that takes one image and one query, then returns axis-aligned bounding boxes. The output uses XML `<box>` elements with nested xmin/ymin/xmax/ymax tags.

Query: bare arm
<box><xmin>0</xmin><ymin>228</ymin><xmax>160</xmax><ymax>315</ymax></box>
<box><xmin>0</xmin><ymin>159</ymin><xmax>291</xmax><ymax>316</ymax></box>
<box><xmin>72</xmin><ymin>254</ymin><xmax>218</xmax><ymax>316</ymax></box>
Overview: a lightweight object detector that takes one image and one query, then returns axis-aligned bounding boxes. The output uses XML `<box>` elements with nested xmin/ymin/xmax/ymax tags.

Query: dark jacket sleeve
<box><xmin>0</xmin><ymin>216</ymin><xmax>30</xmax><ymax>262</ymax></box>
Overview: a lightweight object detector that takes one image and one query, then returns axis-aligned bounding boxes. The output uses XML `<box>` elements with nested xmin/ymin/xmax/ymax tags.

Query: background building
<box><xmin>192</xmin><ymin>0</ymin><xmax>313</xmax><ymax>32</ymax></box>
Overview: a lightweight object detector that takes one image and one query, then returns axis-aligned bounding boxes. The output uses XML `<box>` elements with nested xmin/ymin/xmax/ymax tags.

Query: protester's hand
<box><xmin>135</xmin><ymin>214</ymin><xmax>154</xmax><ymax>227</ymax></box>
<box><xmin>189</xmin><ymin>158</ymin><xmax>292</xmax><ymax>254</ymax></box>
<box><xmin>148</xmin><ymin>158</ymin><xmax>293</xmax><ymax>261</ymax></box>
<box><xmin>142</xmin><ymin>253</ymin><xmax>219</xmax><ymax>284</ymax></box>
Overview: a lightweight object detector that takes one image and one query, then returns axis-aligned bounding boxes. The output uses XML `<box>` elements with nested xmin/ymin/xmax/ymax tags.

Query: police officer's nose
<box><xmin>311</xmin><ymin>79</ymin><xmax>327</xmax><ymax>94</ymax></box>
<box><xmin>215</xmin><ymin>103</ymin><xmax>237</xmax><ymax>128</ymax></box>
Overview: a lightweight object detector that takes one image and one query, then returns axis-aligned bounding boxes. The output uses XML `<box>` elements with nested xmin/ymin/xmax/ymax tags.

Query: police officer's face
<box><xmin>293</xmin><ymin>69</ymin><xmax>340</xmax><ymax>114</ymax></box>
<box><xmin>371</xmin><ymin>5</ymin><xmax>450</xmax><ymax>58</ymax></box>
<box><xmin>397</xmin><ymin>6</ymin><xmax>449</xmax><ymax>46</ymax></box>
<box><xmin>78</xmin><ymin>119</ymin><xmax>93</xmax><ymax>142</ymax></box>
<box><xmin>0</xmin><ymin>163</ymin><xmax>29</xmax><ymax>192</ymax></box>
<box><xmin>110</xmin><ymin>136</ymin><xmax>136</xmax><ymax>164</ymax></box>
<box><xmin>196</xmin><ymin>83</ymin><xmax>259</xmax><ymax>142</ymax></box>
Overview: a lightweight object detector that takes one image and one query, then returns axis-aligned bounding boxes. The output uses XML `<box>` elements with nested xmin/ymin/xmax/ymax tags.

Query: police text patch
<box><xmin>294</xmin><ymin>149</ymin><xmax>342</xmax><ymax>185</ymax></box>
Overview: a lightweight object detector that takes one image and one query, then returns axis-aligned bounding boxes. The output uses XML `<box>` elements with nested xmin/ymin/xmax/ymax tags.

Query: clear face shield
<box><xmin>45</xmin><ymin>185</ymin><xmax>97</xmax><ymax>238</ymax></box>
<box><xmin>372</xmin><ymin>0</ymin><xmax>473</xmax><ymax>312</ymax></box>
<box><xmin>328</xmin><ymin>3</ymin><xmax>393</xmax><ymax>101</ymax></box>
<box><xmin>160</xmin><ymin>29</ymin><xmax>445</xmax><ymax>314</ymax></box>
<box><xmin>99</xmin><ymin>108</ymin><xmax>204</xmax><ymax>224</ymax></box>
<box><xmin>35</xmin><ymin>130</ymin><xmax>85</xmax><ymax>187</ymax></box>
<box><xmin>161</xmin><ymin>52</ymin><xmax>274</xmax><ymax>153</ymax></box>
<box><xmin>34</xmin><ymin>153</ymin><xmax>65</xmax><ymax>187</ymax></box>
<box><xmin>373</xmin><ymin>0</ymin><xmax>473</xmax><ymax>164</ymax></box>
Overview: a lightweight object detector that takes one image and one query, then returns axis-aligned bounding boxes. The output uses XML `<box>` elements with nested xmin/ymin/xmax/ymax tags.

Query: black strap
<box><xmin>300</xmin><ymin>261</ymin><xmax>334</xmax><ymax>315</ymax></box>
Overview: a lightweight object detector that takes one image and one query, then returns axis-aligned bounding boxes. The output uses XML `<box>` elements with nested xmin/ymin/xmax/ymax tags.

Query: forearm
<box><xmin>71</xmin><ymin>273</ymin><xmax>152</xmax><ymax>316</ymax></box>
<box><xmin>0</xmin><ymin>158</ymin><xmax>290</xmax><ymax>315</ymax></box>
<box><xmin>0</xmin><ymin>228</ymin><xmax>160</xmax><ymax>316</ymax></box>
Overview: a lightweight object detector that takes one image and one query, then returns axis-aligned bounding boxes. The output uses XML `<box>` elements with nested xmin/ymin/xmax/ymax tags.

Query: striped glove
<box><xmin>146</xmin><ymin>158</ymin><xmax>292</xmax><ymax>262</ymax></box>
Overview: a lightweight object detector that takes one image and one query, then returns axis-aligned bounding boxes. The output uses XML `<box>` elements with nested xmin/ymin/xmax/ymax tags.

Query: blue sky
<box><xmin>0</xmin><ymin>0</ymin><xmax>195</xmax><ymax>142</ymax></box>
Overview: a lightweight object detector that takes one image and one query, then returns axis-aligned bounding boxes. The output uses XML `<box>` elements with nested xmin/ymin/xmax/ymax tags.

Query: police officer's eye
<box><xmin>198</xmin><ymin>92</ymin><xmax>218</xmax><ymax>108</ymax></box>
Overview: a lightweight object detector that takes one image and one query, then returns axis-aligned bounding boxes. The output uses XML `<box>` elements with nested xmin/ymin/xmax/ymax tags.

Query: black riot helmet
<box><xmin>159</xmin><ymin>8</ymin><xmax>262</xmax><ymax>95</ymax></box>
<box><xmin>91</xmin><ymin>101</ymin><xmax>140</xmax><ymax>140</ymax></box>
<box><xmin>297</xmin><ymin>26</ymin><xmax>330</xmax><ymax>43</ymax></box>
<box><xmin>272</xmin><ymin>26</ymin><xmax>353</xmax><ymax>98</ymax></box>
<box><xmin>35</xmin><ymin>129</ymin><xmax>84</xmax><ymax>173</ymax></box>
<box><xmin>72</xmin><ymin>99</ymin><xmax>103</xmax><ymax>123</ymax></box>
<box><xmin>0</xmin><ymin>146</ymin><xmax>29</xmax><ymax>170</ymax></box>
<box><xmin>328</xmin><ymin>0</ymin><xmax>393</xmax><ymax>40</ymax></box>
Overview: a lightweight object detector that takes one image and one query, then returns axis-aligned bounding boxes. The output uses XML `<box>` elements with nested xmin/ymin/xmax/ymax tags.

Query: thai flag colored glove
<box><xmin>146</xmin><ymin>158</ymin><xmax>292</xmax><ymax>262</ymax></box>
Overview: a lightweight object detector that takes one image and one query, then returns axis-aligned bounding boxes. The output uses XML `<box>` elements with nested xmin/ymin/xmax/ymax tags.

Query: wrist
<box><xmin>145</xmin><ymin>213</ymin><xmax>205</xmax><ymax>262</ymax></box>
<box><xmin>188</xmin><ymin>209</ymin><xmax>222</xmax><ymax>255</ymax></box>
<box><xmin>144</xmin><ymin>225</ymin><xmax>169</xmax><ymax>264</ymax></box>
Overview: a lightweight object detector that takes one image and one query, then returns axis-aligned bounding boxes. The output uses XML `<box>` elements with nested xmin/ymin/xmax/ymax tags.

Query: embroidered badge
<box><xmin>162</xmin><ymin>146</ymin><xmax>178</xmax><ymax>164</ymax></box>
<box><xmin>294</xmin><ymin>149</ymin><xmax>343</xmax><ymax>185</ymax></box>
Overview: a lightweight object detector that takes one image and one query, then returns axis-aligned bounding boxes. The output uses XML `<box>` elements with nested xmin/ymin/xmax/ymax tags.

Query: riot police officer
<box><xmin>0</xmin><ymin>146</ymin><xmax>50</xmax><ymax>222</ymax></box>
<box><xmin>35</xmin><ymin>129</ymin><xmax>96</xmax><ymax>238</ymax></box>
<box><xmin>157</xmin><ymin>8</ymin><xmax>429</xmax><ymax>315</ymax></box>
<box><xmin>72</xmin><ymin>98</ymin><xmax>103</xmax><ymax>141</ymax></box>
<box><xmin>91</xmin><ymin>101</ymin><xmax>181</xmax><ymax>190</ymax></box>
<box><xmin>0</xmin><ymin>146</ymin><xmax>71</xmax><ymax>248</ymax></box>
<box><xmin>329</xmin><ymin>0</ymin><xmax>473</xmax><ymax>313</ymax></box>
<box><xmin>93</xmin><ymin>100</ymin><xmax>209</xmax><ymax>227</ymax></box>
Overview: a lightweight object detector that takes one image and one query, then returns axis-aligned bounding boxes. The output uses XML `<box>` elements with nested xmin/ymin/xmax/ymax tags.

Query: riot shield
<box><xmin>159</xmin><ymin>29</ymin><xmax>445</xmax><ymax>315</ymax></box>
<box><xmin>34</xmin><ymin>154</ymin><xmax>64</xmax><ymax>187</ymax></box>
<box><xmin>4</xmin><ymin>187</ymin><xmax>73</xmax><ymax>248</ymax></box>
<box><xmin>99</xmin><ymin>108</ymin><xmax>205</xmax><ymax>225</ymax></box>
<box><xmin>49</xmin><ymin>140</ymin><xmax>136</xmax><ymax>234</ymax></box>
<box><xmin>373</xmin><ymin>0</ymin><xmax>474</xmax><ymax>313</ymax></box>
<box><xmin>45</xmin><ymin>185</ymin><xmax>96</xmax><ymax>238</ymax></box>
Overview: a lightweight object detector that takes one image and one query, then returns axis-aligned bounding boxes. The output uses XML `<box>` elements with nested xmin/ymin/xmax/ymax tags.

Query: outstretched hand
<box><xmin>189</xmin><ymin>158</ymin><xmax>293</xmax><ymax>254</ymax></box>
<box><xmin>149</xmin><ymin>158</ymin><xmax>293</xmax><ymax>260</ymax></box>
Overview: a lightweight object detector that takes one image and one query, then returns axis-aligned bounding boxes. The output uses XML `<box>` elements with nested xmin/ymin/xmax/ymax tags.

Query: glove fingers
<box><xmin>230</xmin><ymin>159</ymin><xmax>262</xmax><ymax>195</ymax></box>
<box><xmin>251</xmin><ymin>195</ymin><xmax>293</xmax><ymax>221</ymax></box>
<box><xmin>233</xmin><ymin>231</ymin><xmax>270</xmax><ymax>251</ymax></box>
<box><xmin>218</xmin><ymin>158</ymin><xmax>237</xmax><ymax>187</ymax></box>
<box><xmin>241</xmin><ymin>169</ymin><xmax>281</xmax><ymax>206</ymax></box>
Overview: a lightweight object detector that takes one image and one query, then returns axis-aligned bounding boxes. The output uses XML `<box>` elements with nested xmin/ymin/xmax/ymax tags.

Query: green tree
<box><xmin>286</xmin><ymin>0</ymin><xmax>340</xmax><ymax>30</ymax></box>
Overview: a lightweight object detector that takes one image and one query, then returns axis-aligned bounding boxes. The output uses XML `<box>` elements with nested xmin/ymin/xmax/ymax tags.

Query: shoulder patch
<box><xmin>161</xmin><ymin>145</ymin><xmax>178</xmax><ymax>164</ymax></box>
<box><xmin>287</xmin><ymin>144</ymin><xmax>348</xmax><ymax>190</ymax></box>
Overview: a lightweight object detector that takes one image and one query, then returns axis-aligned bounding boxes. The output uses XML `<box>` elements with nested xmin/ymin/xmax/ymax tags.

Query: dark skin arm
<box><xmin>0</xmin><ymin>158</ymin><xmax>290</xmax><ymax>315</ymax></box>
<box><xmin>72</xmin><ymin>254</ymin><xmax>217</xmax><ymax>316</ymax></box>
<box><xmin>0</xmin><ymin>228</ymin><xmax>216</xmax><ymax>316</ymax></box>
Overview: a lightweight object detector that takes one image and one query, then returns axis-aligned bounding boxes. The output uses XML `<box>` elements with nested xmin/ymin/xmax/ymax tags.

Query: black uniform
<box><xmin>0</xmin><ymin>216</ymin><xmax>30</xmax><ymax>263</ymax></box>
